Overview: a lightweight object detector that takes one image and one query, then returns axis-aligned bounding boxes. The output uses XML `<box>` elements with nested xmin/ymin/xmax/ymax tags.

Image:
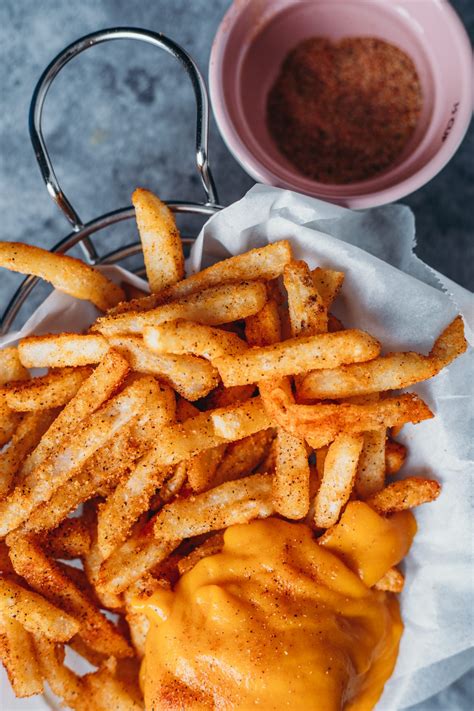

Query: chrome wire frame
<box><xmin>1</xmin><ymin>27</ymin><xmax>223</xmax><ymax>335</ymax></box>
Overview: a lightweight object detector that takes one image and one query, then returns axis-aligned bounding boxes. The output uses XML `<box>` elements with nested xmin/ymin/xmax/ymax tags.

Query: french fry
<box><xmin>93</xmin><ymin>281</ymin><xmax>268</xmax><ymax>337</ymax></box>
<box><xmin>82</xmin><ymin>661</ymin><xmax>144</xmax><ymax>710</ymax></box>
<box><xmin>0</xmin><ymin>409</ymin><xmax>57</xmax><ymax>498</ymax></box>
<box><xmin>0</xmin><ymin>241</ymin><xmax>125</xmax><ymax>311</ymax></box>
<box><xmin>0</xmin><ymin>376</ymin><xmax>154</xmax><ymax>537</ymax></box>
<box><xmin>0</xmin><ymin>577</ymin><xmax>80</xmax><ymax>641</ymax></box>
<box><xmin>273</xmin><ymin>429</ymin><xmax>311</xmax><ymax>520</ymax></box>
<box><xmin>210</xmin><ymin>397</ymin><xmax>271</xmax><ymax>440</ymax></box>
<box><xmin>313</xmin><ymin>433</ymin><xmax>364</xmax><ymax>528</ymax></box>
<box><xmin>177</xmin><ymin>533</ymin><xmax>225</xmax><ymax>577</ymax></box>
<box><xmin>153</xmin><ymin>473</ymin><xmax>274</xmax><ymax>540</ymax></box>
<box><xmin>266</xmin><ymin>386</ymin><xmax>433</xmax><ymax>448</ymax></box>
<box><xmin>355</xmin><ymin>429</ymin><xmax>387</xmax><ymax>499</ymax></box>
<box><xmin>43</xmin><ymin>517</ymin><xmax>92</xmax><ymax>559</ymax></box>
<box><xmin>0</xmin><ymin>403</ymin><xmax>21</xmax><ymax>448</ymax></box>
<box><xmin>0</xmin><ymin>614</ymin><xmax>43</xmax><ymax>697</ymax></box>
<box><xmin>19</xmin><ymin>349</ymin><xmax>130</xmax><ymax>479</ymax></box>
<box><xmin>311</xmin><ymin>267</ymin><xmax>344</xmax><ymax>307</ymax></box>
<box><xmin>157</xmin><ymin>461</ymin><xmax>188</xmax><ymax>504</ymax></box>
<box><xmin>215</xmin><ymin>329</ymin><xmax>381</xmax><ymax>386</ymax></box>
<box><xmin>284</xmin><ymin>260</ymin><xmax>327</xmax><ymax>335</ymax></box>
<box><xmin>8</xmin><ymin>535</ymin><xmax>133</xmax><ymax>658</ymax></box>
<box><xmin>367</xmin><ymin>477</ymin><xmax>441</xmax><ymax>514</ymax></box>
<box><xmin>143</xmin><ymin>320</ymin><xmax>248</xmax><ymax>361</ymax></box>
<box><xmin>1</xmin><ymin>366</ymin><xmax>92</xmax><ymax>411</ymax></box>
<box><xmin>18</xmin><ymin>333</ymin><xmax>109</xmax><ymax>368</ymax></box>
<box><xmin>202</xmin><ymin>384</ymin><xmax>256</xmax><ymax>409</ymax></box>
<box><xmin>213</xmin><ymin>429</ymin><xmax>274</xmax><ymax>488</ymax></box>
<box><xmin>374</xmin><ymin>567</ymin><xmax>405</xmax><ymax>593</ymax></box>
<box><xmin>98</xmin><ymin>531</ymin><xmax>180</xmax><ymax>596</ymax></box>
<box><xmin>97</xmin><ymin>383</ymin><xmax>177</xmax><ymax>558</ymax></box>
<box><xmin>299</xmin><ymin>316</ymin><xmax>467</xmax><ymax>400</ymax></box>
<box><xmin>385</xmin><ymin>440</ymin><xmax>407</xmax><ymax>475</ymax></box>
<box><xmin>33</xmin><ymin>636</ymin><xmax>84</xmax><ymax>708</ymax></box>
<box><xmin>0</xmin><ymin>347</ymin><xmax>29</xmax><ymax>384</ymax></box>
<box><xmin>244</xmin><ymin>299</ymin><xmax>282</xmax><ymax>347</ymax></box>
<box><xmin>132</xmin><ymin>187</ymin><xmax>184</xmax><ymax>293</ymax></box>
<box><xmin>109</xmin><ymin>334</ymin><xmax>219</xmax><ymax>400</ymax></box>
<box><xmin>109</xmin><ymin>240</ymin><xmax>292</xmax><ymax>314</ymax></box>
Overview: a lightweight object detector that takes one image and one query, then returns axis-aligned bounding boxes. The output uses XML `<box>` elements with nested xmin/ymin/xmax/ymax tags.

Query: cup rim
<box><xmin>209</xmin><ymin>0</ymin><xmax>473</xmax><ymax>208</ymax></box>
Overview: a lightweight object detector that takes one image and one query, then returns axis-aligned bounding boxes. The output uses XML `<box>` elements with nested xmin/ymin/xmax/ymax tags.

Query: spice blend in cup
<box><xmin>266</xmin><ymin>37</ymin><xmax>423</xmax><ymax>184</ymax></box>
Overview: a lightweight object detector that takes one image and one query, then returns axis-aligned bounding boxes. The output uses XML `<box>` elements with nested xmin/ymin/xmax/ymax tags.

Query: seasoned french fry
<box><xmin>385</xmin><ymin>440</ymin><xmax>407</xmax><ymax>475</ymax></box>
<box><xmin>211</xmin><ymin>397</ymin><xmax>271</xmax><ymax>440</ymax></box>
<box><xmin>1</xmin><ymin>366</ymin><xmax>92</xmax><ymax>411</ymax></box>
<box><xmin>0</xmin><ymin>577</ymin><xmax>80</xmax><ymax>641</ymax></box>
<box><xmin>33</xmin><ymin>636</ymin><xmax>84</xmax><ymax>708</ymax></box>
<box><xmin>8</xmin><ymin>535</ymin><xmax>133</xmax><ymax>658</ymax></box>
<box><xmin>311</xmin><ymin>267</ymin><xmax>344</xmax><ymax>308</ymax></box>
<box><xmin>213</xmin><ymin>429</ymin><xmax>274</xmax><ymax>488</ymax></box>
<box><xmin>157</xmin><ymin>461</ymin><xmax>188</xmax><ymax>503</ymax></box>
<box><xmin>43</xmin><ymin>517</ymin><xmax>92</xmax><ymax>559</ymax></box>
<box><xmin>0</xmin><ymin>614</ymin><xmax>43</xmax><ymax>697</ymax></box>
<box><xmin>299</xmin><ymin>316</ymin><xmax>467</xmax><ymax>400</ymax></box>
<box><xmin>97</xmin><ymin>383</ymin><xmax>177</xmax><ymax>558</ymax></box>
<box><xmin>266</xmin><ymin>386</ymin><xmax>433</xmax><ymax>448</ymax></box>
<box><xmin>284</xmin><ymin>260</ymin><xmax>327</xmax><ymax>335</ymax></box>
<box><xmin>19</xmin><ymin>350</ymin><xmax>130</xmax><ymax>479</ymax></box>
<box><xmin>143</xmin><ymin>320</ymin><xmax>248</xmax><ymax>360</ymax></box>
<box><xmin>93</xmin><ymin>281</ymin><xmax>268</xmax><ymax>337</ymax></box>
<box><xmin>215</xmin><ymin>329</ymin><xmax>381</xmax><ymax>386</ymax></box>
<box><xmin>374</xmin><ymin>567</ymin><xmax>405</xmax><ymax>593</ymax></box>
<box><xmin>273</xmin><ymin>429</ymin><xmax>311</xmax><ymax>520</ymax></box>
<box><xmin>313</xmin><ymin>433</ymin><xmax>364</xmax><ymax>528</ymax></box>
<box><xmin>110</xmin><ymin>241</ymin><xmax>292</xmax><ymax>314</ymax></box>
<box><xmin>18</xmin><ymin>333</ymin><xmax>109</xmax><ymax>368</ymax></box>
<box><xmin>0</xmin><ymin>241</ymin><xmax>125</xmax><ymax>310</ymax></box>
<box><xmin>355</xmin><ymin>429</ymin><xmax>387</xmax><ymax>499</ymax></box>
<box><xmin>153</xmin><ymin>473</ymin><xmax>274</xmax><ymax>540</ymax></box>
<box><xmin>367</xmin><ymin>477</ymin><xmax>441</xmax><ymax>514</ymax></box>
<box><xmin>82</xmin><ymin>661</ymin><xmax>144</xmax><ymax>710</ymax></box>
<box><xmin>0</xmin><ymin>409</ymin><xmax>57</xmax><ymax>498</ymax></box>
<box><xmin>244</xmin><ymin>299</ymin><xmax>282</xmax><ymax>347</ymax></box>
<box><xmin>177</xmin><ymin>532</ymin><xmax>224</xmax><ymax>576</ymax></box>
<box><xmin>0</xmin><ymin>348</ymin><xmax>29</xmax><ymax>384</ymax></box>
<box><xmin>0</xmin><ymin>403</ymin><xmax>20</xmax><ymax>448</ymax></box>
<box><xmin>132</xmin><ymin>187</ymin><xmax>184</xmax><ymax>293</ymax></box>
<box><xmin>0</xmin><ymin>376</ymin><xmax>155</xmax><ymax>537</ymax></box>
<box><xmin>109</xmin><ymin>334</ymin><xmax>218</xmax><ymax>400</ymax></box>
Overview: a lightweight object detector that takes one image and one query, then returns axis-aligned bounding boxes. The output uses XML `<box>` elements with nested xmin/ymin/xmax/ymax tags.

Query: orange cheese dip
<box><xmin>140</xmin><ymin>505</ymin><xmax>416</xmax><ymax>710</ymax></box>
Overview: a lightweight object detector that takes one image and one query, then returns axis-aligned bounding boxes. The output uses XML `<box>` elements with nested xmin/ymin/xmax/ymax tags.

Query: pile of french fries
<box><xmin>0</xmin><ymin>188</ymin><xmax>467</xmax><ymax>710</ymax></box>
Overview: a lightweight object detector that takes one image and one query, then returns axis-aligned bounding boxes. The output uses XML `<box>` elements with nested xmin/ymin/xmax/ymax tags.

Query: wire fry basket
<box><xmin>0</xmin><ymin>27</ymin><xmax>224</xmax><ymax>335</ymax></box>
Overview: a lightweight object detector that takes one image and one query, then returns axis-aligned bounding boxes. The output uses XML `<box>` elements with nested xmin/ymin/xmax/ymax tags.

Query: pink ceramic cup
<box><xmin>209</xmin><ymin>0</ymin><xmax>473</xmax><ymax>208</ymax></box>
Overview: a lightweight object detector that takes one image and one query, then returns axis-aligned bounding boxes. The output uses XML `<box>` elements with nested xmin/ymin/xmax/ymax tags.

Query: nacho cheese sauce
<box><xmin>140</xmin><ymin>510</ymin><xmax>415</xmax><ymax>710</ymax></box>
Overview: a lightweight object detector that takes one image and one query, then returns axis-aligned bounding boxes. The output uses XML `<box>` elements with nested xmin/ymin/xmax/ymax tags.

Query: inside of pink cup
<box><xmin>234</xmin><ymin>0</ymin><xmax>435</xmax><ymax>193</ymax></box>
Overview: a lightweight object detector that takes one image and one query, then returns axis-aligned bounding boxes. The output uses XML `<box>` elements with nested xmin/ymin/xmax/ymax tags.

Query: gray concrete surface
<box><xmin>0</xmin><ymin>1</ymin><xmax>472</xmax><ymax>708</ymax></box>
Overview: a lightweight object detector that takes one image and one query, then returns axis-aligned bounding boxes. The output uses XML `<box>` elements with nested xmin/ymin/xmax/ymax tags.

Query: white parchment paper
<box><xmin>1</xmin><ymin>185</ymin><xmax>473</xmax><ymax>710</ymax></box>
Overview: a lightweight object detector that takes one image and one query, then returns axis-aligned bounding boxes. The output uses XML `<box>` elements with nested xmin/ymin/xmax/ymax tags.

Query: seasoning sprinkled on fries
<box><xmin>0</xmin><ymin>188</ymin><xmax>467</xmax><ymax>710</ymax></box>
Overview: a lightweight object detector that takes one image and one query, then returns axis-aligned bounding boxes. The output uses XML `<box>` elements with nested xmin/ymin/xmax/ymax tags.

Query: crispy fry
<box><xmin>367</xmin><ymin>477</ymin><xmax>441</xmax><ymax>514</ymax></box>
<box><xmin>0</xmin><ymin>376</ymin><xmax>154</xmax><ymax>537</ymax></box>
<box><xmin>143</xmin><ymin>320</ymin><xmax>248</xmax><ymax>360</ymax></box>
<box><xmin>18</xmin><ymin>333</ymin><xmax>109</xmax><ymax>368</ymax></box>
<box><xmin>43</xmin><ymin>517</ymin><xmax>92</xmax><ymax>559</ymax></box>
<box><xmin>0</xmin><ymin>614</ymin><xmax>43</xmax><ymax>697</ymax></box>
<box><xmin>0</xmin><ymin>403</ymin><xmax>20</xmax><ymax>448</ymax></box>
<box><xmin>299</xmin><ymin>316</ymin><xmax>467</xmax><ymax>400</ymax></box>
<box><xmin>313</xmin><ymin>433</ymin><xmax>364</xmax><ymax>528</ymax></box>
<box><xmin>0</xmin><ymin>241</ymin><xmax>125</xmax><ymax>310</ymax></box>
<box><xmin>157</xmin><ymin>461</ymin><xmax>188</xmax><ymax>504</ymax></box>
<box><xmin>0</xmin><ymin>347</ymin><xmax>29</xmax><ymax>385</ymax></box>
<box><xmin>215</xmin><ymin>329</ymin><xmax>381</xmax><ymax>386</ymax></box>
<box><xmin>355</xmin><ymin>429</ymin><xmax>387</xmax><ymax>499</ymax></box>
<box><xmin>273</xmin><ymin>429</ymin><xmax>311</xmax><ymax>520</ymax></box>
<box><xmin>19</xmin><ymin>350</ymin><xmax>129</xmax><ymax>479</ymax></box>
<box><xmin>213</xmin><ymin>429</ymin><xmax>274</xmax><ymax>488</ymax></box>
<box><xmin>97</xmin><ymin>384</ymin><xmax>177</xmax><ymax>558</ymax></box>
<box><xmin>109</xmin><ymin>334</ymin><xmax>218</xmax><ymax>400</ymax></box>
<box><xmin>0</xmin><ymin>577</ymin><xmax>80</xmax><ymax>641</ymax></box>
<box><xmin>202</xmin><ymin>384</ymin><xmax>256</xmax><ymax>409</ymax></box>
<box><xmin>374</xmin><ymin>567</ymin><xmax>405</xmax><ymax>593</ymax></box>
<box><xmin>1</xmin><ymin>366</ymin><xmax>92</xmax><ymax>411</ymax></box>
<box><xmin>284</xmin><ymin>260</ymin><xmax>327</xmax><ymax>335</ymax></box>
<box><xmin>33</xmin><ymin>636</ymin><xmax>84</xmax><ymax>708</ymax></box>
<box><xmin>153</xmin><ymin>473</ymin><xmax>274</xmax><ymax>540</ymax></box>
<box><xmin>177</xmin><ymin>532</ymin><xmax>224</xmax><ymax>576</ymax></box>
<box><xmin>244</xmin><ymin>299</ymin><xmax>282</xmax><ymax>347</ymax></box>
<box><xmin>385</xmin><ymin>440</ymin><xmax>407</xmax><ymax>475</ymax></box>
<box><xmin>311</xmin><ymin>267</ymin><xmax>344</xmax><ymax>307</ymax></box>
<box><xmin>211</xmin><ymin>397</ymin><xmax>271</xmax><ymax>440</ymax></box>
<box><xmin>110</xmin><ymin>241</ymin><xmax>292</xmax><ymax>314</ymax></box>
<box><xmin>82</xmin><ymin>662</ymin><xmax>144</xmax><ymax>710</ymax></box>
<box><xmin>8</xmin><ymin>535</ymin><xmax>132</xmax><ymax>658</ymax></box>
<box><xmin>132</xmin><ymin>187</ymin><xmax>184</xmax><ymax>293</ymax></box>
<box><xmin>0</xmin><ymin>409</ymin><xmax>56</xmax><ymax>498</ymax></box>
<box><xmin>93</xmin><ymin>281</ymin><xmax>268</xmax><ymax>337</ymax></box>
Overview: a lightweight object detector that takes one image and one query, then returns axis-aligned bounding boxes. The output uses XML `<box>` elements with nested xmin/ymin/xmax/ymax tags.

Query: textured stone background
<box><xmin>0</xmin><ymin>1</ymin><xmax>472</xmax><ymax>708</ymax></box>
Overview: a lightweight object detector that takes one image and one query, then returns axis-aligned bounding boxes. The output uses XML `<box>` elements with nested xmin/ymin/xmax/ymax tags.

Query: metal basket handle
<box><xmin>30</xmin><ymin>27</ymin><xmax>220</xmax><ymax>263</ymax></box>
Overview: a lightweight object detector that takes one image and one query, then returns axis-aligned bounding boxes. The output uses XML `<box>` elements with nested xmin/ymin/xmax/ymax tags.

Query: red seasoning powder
<box><xmin>266</xmin><ymin>37</ymin><xmax>423</xmax><ymax>184</ymax></box>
